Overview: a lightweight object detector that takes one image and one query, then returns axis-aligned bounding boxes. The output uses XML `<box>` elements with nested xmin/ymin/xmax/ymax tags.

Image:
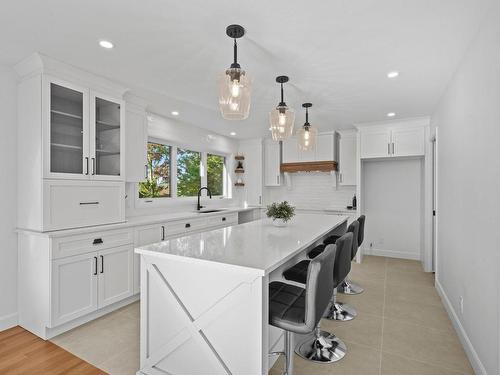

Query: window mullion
<box><xmin>201</xmin><ymin>152</ymin><xmax>208</xmax><ymax>194</ymax></box>
<box><xmin>172</xmin><ymin>146</ymin><xmax>178</xmax><ymax>198</ymax></box>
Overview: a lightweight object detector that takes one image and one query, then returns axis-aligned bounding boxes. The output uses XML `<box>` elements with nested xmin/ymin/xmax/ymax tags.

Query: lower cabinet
<box><xmin>134</xmin><ymin>224</ymin><xmax>163</xmax><ymax>293</ymax></box>
<box><xmin>51</xmin><ymin>244</ymin><xmax>134</xmax><ymax>327</ymax></box>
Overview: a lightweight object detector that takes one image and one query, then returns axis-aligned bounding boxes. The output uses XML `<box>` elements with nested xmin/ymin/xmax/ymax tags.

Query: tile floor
<box><xmin>50</xmin><ymin>256</ymin><xmax>473</xmax><ymax>375</ymax></box>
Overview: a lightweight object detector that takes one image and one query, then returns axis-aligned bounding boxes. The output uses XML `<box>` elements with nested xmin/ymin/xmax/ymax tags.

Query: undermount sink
<box><xmin>197</xmin><ymin>209</ymin><xmax>227</xmax><ymax>214</ymax></box>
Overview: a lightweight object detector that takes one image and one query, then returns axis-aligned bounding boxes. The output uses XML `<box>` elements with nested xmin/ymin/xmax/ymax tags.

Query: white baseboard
<box><xmin>362</xmin><ymin>247</ymin><xmax>420</xmax><ymax>260</ymax></box>
<box><xmin>0</xmin><ymin>312</ymin><xmax>18</xmax><ymax>331</ymax></box>
<box><xmin>435</xmin><ymin>280</ymin><xmax>487</xmax><ymax>375</ymax></box>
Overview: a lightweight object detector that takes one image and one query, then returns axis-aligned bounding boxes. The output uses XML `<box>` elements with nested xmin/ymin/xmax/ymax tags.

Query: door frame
<box><xmin>431</xmin><ymin>128</ymin><xmax>439</xmax><ymax>276</ymax></box>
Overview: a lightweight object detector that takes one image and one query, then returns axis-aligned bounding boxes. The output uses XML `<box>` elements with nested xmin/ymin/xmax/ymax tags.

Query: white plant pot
<box><xmin>272</xmin><ymin>218</ymin><xmax>287</xmax><ymax>227</ymax></box>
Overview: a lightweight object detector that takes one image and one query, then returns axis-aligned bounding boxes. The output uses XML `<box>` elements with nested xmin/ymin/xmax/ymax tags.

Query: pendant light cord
<box><xmin>280</xmin><ymin>83</ymin><xmax>284</xmax><ymax>104</ymax></box>
<box><xmin>233</xmin><ymin>39</ymin><xmax>238</xmax><ymax>66</ymax></box>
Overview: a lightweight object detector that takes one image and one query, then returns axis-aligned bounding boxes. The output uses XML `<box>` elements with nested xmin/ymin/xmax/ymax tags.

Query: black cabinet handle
<box><xmin>91</xmin><ymin>157</ymin><xmax>96</xmax><ymax>175</ymax></box>
<box><xmin>94</xmin><ymin>256</ymin><xmax>98</xmax><ymax>275</ymax></box>
<box><xmin>161</xmin><ymin>226</ymin><xmax>165</xmax><ymax>241</ymax></box>
<box><xmin>222</xmin><ymin>217</ymin><xmax>226</xmax><ymax>221</ymax></box>
<box><xmin>85</xmin><ymin>157</ymin><xmax>89</xmax><ymax>175</ymax></box>
<box><xmin>100</xmin><ymin>255</ymin><xmax>104</xmax><ymax>273</ymax></box>
<box><xmin>185</xmin><ymin>223</ymin><xmax>191</xmax><ymax>228</ymax></box>
<box><xmin>93</xmin><ymin>238</ymin><xmax>103</xmax><ymax>245</ymax></box>
<box><xmin>80</xmin><ymin>201</ymin><xmax>99</xmax><ymax>206</ymax></box>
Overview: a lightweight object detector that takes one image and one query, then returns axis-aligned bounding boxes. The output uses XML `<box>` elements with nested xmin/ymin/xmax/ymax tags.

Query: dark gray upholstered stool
<box><xmin>269</xmin><ymin>245</ymin><xmax>336</xmax><ymax>374</ymax></box>
<box><xmin>325</xmin><ymin>216</ymin><xmax>365</xmax><ymax>295</ymax></box>
<box><xmin>283</xmin><ymin>234</ymin><xmax>353</xmax><ymax>363</ymax></box>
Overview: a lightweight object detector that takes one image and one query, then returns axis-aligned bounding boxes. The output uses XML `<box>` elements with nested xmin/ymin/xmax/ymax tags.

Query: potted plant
<box><xmin>266</xmin><ymin>201</ymin><xmax>296</xmax><ymax>227</ymax></box>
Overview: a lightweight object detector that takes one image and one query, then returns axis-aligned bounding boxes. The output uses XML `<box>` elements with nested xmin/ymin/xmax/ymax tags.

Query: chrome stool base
<box><xmin>295</xmin><ymin>328</ymin><xmax>347</xmax><ymax>363</ymax></box>
<box><xmin>338</xmin><ymin>279</ymin><xmax>364</xmax><ymax>295</ymax></box>
<box><xmin>325</xmin><ymin>301</ymin><xmax>357</xmax><ymax>321</ymax></box>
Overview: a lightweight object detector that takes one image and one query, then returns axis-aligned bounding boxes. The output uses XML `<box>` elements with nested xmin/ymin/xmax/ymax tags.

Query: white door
<box><xmin>315</xmin><ymin>134</ymin><xmax>334</xmax><ymax>161</ymax></box>
<box><xmin>391</xmin><ymin>127</ymin><xmax>425</xmax><ymax>157</ymax></box>
<box><xmin>125</xmin><ymin>107</ymin><xmax>148</xmax><ymax>182</ymax></box>
<box><xmin>282</xmin><ymin>138</ymin><xmax>299</xmax><ymax>163</ymax></box>
<box><xmin>90</xmin><ymin>91</ymin><xmax>125</xmax><ymax>181</ymax></box>
<box><xmin>134</xmin><ymin>225</ymin><xmax>163</xmax><ymax>293</ymax></box>
<box><xmin>339</xmin><ymin>134</ymin><xmax>357</xmax><ymax>185</ymax></box>
<box><xmin>98</xmin><ymin>245</ymin><xmax>134</xmax><ymax>308</ymax></box>
<box><xmin>51</xmin><ymin>252</ymin><xmax>98</xmax><ymax>326</ymax></box>
<box><xmin>43</xmin><ymin>76</ymin><xmax>90</xmax><ymax>180</ymax></box>
<box><xmin>264</xmin><ymin>140</ymin><xmax>281</xmax><ymax>186</ymax></box>
<box><xmin>360</xmin><ymin>128</ymin><xmax>391</xmax><ymax>158</ymax></box>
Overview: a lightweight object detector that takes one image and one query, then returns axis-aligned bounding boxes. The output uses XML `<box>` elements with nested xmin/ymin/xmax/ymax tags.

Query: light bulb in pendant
<box><xmin>231</xmin><ymin>80</ymin><xmax>240</xmax><ymax>97</ymax></box>
<box><xmin>278</xmin><ymin>112</ymin><xmax>286</xmax><ymax>126</ymax></box>
<box><xmin>230</xmin><ymin>101</ymin><xmax>239</xmax><ymax>111</ymax></box>
<box><xmin>304</xmin><ymin>130</ymin><xmax>310</xmax><ymax>140</ymax></box>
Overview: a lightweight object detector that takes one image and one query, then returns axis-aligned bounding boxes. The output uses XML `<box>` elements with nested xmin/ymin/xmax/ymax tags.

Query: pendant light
<box><xmin>217</xmin><ymin>24</ymin><xmax>252</xmax><ymax>120</ymax></box>
<box><xmin>297</xmin><ymin>103</ymin><xmax>318</xmax><ymax>151</ymax></box>
<box><xmin>269</xmin><ymin>76</ymin><xmax>295</xmax><ymax>141</ymax></box>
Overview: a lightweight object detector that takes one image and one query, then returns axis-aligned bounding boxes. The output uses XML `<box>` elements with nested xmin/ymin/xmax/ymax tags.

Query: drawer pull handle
<box><xmin>185</xmin><ymin>223</ymin><xmax>191</xmax><ymax>228</ymax></box>
<box><xmin>93</xmin><ymin>238</ymin><xmax>103</xmax><ymax>245</ymax></box>
<box><xmin>222</xmin><ymin>217</ymin><xmax>226</xmax><ymax>221</ymax></box>
<box><xmin>161</xmin><ymin>226</ymin><xmax>165</xmax><ymax>241</ymax></box>
<box><xmin>100</xmin><ymin>255</ymin><xmax>104</xmax><ymax>274</ymax></box>
<box><xmin>94</xmin><ymin>256</ymin><xmax>98</xmax><ymax>275</ymax></box>
<box><xmin>80</xmin><ymin>201</ymin><xmax>99</xmax><ymax>205</ymax></box>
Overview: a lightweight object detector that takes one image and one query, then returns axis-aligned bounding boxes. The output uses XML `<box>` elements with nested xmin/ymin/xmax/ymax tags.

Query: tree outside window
<box><xmin>139</xmin><ymin>142</ymin><xmax>171</xmax><ymax>198</ymax></box>
<box><xmin>177</xmin><ymin>148</ymin><xmax>201</xmax><ymax>197</ymax></box>
<box><xmin>207</xmin><ymin>154</ymin><xmax>225</xmax><ymax>196</ymax></box>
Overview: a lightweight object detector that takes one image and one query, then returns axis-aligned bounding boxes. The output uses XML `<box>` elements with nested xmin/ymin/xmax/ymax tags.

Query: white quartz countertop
<box><xmin>136</xmin><ymin>213</ymin><xmax>348</xmax><ymax>275</ymax></box>
<box><xmin>18</xmin><ymin>206</ymin><xmax>262</xmax><ymax>238</ymax></box>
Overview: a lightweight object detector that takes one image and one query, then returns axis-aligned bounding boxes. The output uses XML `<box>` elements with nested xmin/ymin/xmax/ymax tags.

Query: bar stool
<box><xmin>325</xmin><ymin>216</ymin><xmax>365</xmax><ymax>295</ymax></box>
<box><xmin>282</xmin><ymin>233</ymin><xmax>353</xmax><ymax>362</ymax></box>
<box><xmin>269</xmin><ymin>244</ymin><xmax>336</xmax><ymax>374</ymax></box>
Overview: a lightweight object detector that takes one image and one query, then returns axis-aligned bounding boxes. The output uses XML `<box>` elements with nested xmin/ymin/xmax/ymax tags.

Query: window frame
<box><xmin>135</xmin><ymin>139</ymin><xmax>231</xmax><ymax>208</ymax></box>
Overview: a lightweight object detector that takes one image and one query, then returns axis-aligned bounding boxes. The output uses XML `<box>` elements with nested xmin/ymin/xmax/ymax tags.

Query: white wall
<box><xmin>362</xmin><ymin>158</ymin><xmax>423</xmax><ymax>260</ymax></box>
<box><xmin>0</xmin><ymin>65</ymin><xmax>18</xmax><ymax>330</ymax></box>
<box><xmin>264</xmin><ymin>173</ymin><xmax>356</xmax><ymax>210</ymax></box>
<box><xmin>431</xmin><ymin>3</ymin><xmax>500</xmax><ymax>374</ymax></box>
<box><xmin>126</xmin><ymin>113</ymin><xmax>240</xmax><ymax>217</ymax></box>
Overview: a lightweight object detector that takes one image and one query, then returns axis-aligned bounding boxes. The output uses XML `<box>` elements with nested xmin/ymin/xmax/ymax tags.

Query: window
<box><xmin>139</xmin><ymin>142</ymin><xmax>171</xmax><ymax>198</ymax></box>
<box><xmin>176</xmin><ymin>148</ymin><xmax>201</xmax><ymax>197</ymax></box>
<box><xmin>207</xmin><ymin>154</ymin><xmax>225</xmax><ymax>196</ymax></box>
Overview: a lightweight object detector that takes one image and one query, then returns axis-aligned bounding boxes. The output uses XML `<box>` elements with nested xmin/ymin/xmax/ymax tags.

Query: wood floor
<box><xmin>0</xmin><ymin>326</ymin><xmax>106</xmax><ymax>374</ymax></box>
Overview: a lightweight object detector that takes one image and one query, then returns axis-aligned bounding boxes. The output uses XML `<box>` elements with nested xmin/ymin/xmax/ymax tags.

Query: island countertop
<box><xmin>135</xmin><ymin>213</ymin><xmax>348</xmax><ymax>275</ymax></box>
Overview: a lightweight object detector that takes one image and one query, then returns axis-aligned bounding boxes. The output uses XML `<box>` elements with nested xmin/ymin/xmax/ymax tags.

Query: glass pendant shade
<box><xmin>297</xmin><ymin>103</ymin><xmax>317</xmax><ymax>151</ymax></box>
<box><xmin>269</xmin><ymin>105</ymin><xmax>295</xmax><ymax>141</ymax></box>
<box><xmin>218</xmin><ymin>67</ymin><xmax>252</xmax><ymax>120</ymax></box>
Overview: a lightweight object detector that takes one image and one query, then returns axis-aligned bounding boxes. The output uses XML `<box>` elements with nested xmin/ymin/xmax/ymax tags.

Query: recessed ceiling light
<box><xmin>171</xmin><ymin>111</ymin><xmax>179</xmax><ymax>116</ymax></box>
<box><xmin>387</xmin><ymin>112</ymin><xmax>396</xmax><ymax>117</ymax></box>
<box><xmin>230</xmin><ymin>132</ymin><xmax>236</xmax><ymax>136</ymax></box>
<box><xmin>387</xmin><ymin>71</ymin><xmax>399</xmax><ymax>78</ymax></box>
<box><xmin>99</xmin><ymin>40</ymin><xmax>114</xmax><ymax>49</ymax></box>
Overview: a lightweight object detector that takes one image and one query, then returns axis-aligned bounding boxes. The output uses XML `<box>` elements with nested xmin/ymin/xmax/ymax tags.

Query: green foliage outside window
<box><xmin>207</xmin><ymin>154</ymin><xmax>225</xmax><ymax>196</ymax></box>
<box><xmin>139</xmin><ymin>143</ymin><xmax>171</xmax><ymax>198</ymax></box>
<box><xmin>177</xmin><ymin>148</ymin><xmax>201</xmax><ymax>197</ymax></box>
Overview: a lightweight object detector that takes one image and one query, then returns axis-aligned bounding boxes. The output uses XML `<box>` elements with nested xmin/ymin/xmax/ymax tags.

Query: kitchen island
<box><xmin>135</xmin><ymin>213</ymin><xmax>348</xmax><ymax>375</ymax></box>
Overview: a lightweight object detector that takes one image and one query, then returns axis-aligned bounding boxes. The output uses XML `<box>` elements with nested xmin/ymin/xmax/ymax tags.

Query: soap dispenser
<box><xmin>352</xmin><ymin>194</ymin><xmax>357</xmax><ymax>210</ymax></box>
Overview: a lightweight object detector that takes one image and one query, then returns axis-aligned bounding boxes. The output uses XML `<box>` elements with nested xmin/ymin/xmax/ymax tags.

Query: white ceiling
<box><xmin>0</xmin><ymin>0</ymin><xmax>491</xmax><ymax>138</ymax></box>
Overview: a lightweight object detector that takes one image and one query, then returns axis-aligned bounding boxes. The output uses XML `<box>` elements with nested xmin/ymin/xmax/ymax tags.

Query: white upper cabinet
<box><xmin>125</xmin><ymin>102</ymin><xmax>148</xmax><ymax>183</ymax></box>
<box><xmin>44</xmin><ymin>77</ymin><xmax>125</xmax><ymax>181</ymax></box>
<box><xmin>264</xmin><ymin>139</ymin><xmax>281</xmax><ymax>186</ymax></box>
<box><xmin>359</xmin><ymin>128</ymin><xmax>392</xmax><ymax>158</ymax></box>
<box><xmin>359</xmin><ymin>121</ymin><xmax>427</xmax><ymax>159</ymax></box>
<box><xmin>282</xmin><ymin>133</ymin><xmax>334</xmax><ymax>163</ymax></box>
<box><xmin>391</xmin><ymin>127</ymin><xmax>425</xmax><ymax>157</ymax></box>
<box><xmin>338</xmin><ymin>131</ymin><xmax>357</xmax><ymax>186</ymax></box>
<box><xmin>238</xmin><ymin>139</ymin><xmax>263</xmax><ymax>206</ymax></box>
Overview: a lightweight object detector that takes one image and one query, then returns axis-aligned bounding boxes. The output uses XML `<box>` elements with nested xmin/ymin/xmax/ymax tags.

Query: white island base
<box><xmin>136</xmin><ymin>214</ymin><xmax>347</xmax><ymax>374</ymax></box>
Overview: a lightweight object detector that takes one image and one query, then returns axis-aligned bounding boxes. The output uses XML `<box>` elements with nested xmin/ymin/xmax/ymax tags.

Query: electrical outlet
<box><xmin>459</xmin><ymin>296</ymin><xmax>464</xmax><ymax>314</ymax></box>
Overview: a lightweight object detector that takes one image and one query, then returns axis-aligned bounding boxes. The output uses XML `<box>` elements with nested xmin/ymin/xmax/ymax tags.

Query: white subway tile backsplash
<box><xmin>263</xmin><ymin>172</ymin><xmax>356</xmax><ymax>210</ymax></box>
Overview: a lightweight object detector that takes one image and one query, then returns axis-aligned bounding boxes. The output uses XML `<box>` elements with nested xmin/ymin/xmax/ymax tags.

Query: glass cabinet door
<box><xmin>50</xmin><ymin>83</ymin><xmax>86</xmax><ymax>176</ymax></box>
<box><xmin>93</xmin><ymin>96</ymin><xmax>122</xmax><ymax>178</ymax></box>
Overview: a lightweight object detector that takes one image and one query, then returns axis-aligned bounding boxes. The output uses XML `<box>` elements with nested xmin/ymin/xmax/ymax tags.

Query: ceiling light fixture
<box><xmin>99</xmin><ymin>40</ymin><xmax>114</xmax><ymax>49</ymax></box>
<box><xmin>387</xmin><ymin>112</ymin><xmax>396</xmax><ymax>117</ymax></box>
<box><xmin>387</xmin><ymin>71</ymin><xmax>399</xmax><ymax>78</ymax></box>
<box><xmin>171</xmin><ymin>111</ymin><xmax>179</xmax><ymax>116</ymax></box>
<box><xmin>217</xmin><ymin>24</ymin><xmax>251</xmax><ymax>120</ymax></box>
<box><xmin>297</xmin><ymin>103</ymin><xmax>317</xmax><ymax>151</ymax></box>
<box><xmin>269</xmin><ymin>75</ymin><xmax>295</xmax><ymax>141</ymax></box>
<box><xmin>230</xmin><ymin>132</ymin><xmax>237</xmax><ymax>136</ymax></box>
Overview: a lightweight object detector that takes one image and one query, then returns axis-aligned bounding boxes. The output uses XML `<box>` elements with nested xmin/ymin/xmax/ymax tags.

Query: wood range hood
<box><xmin>280</xmin><ymin>160</ymin><xmax>338</xmax><ymax>173</ymax></box>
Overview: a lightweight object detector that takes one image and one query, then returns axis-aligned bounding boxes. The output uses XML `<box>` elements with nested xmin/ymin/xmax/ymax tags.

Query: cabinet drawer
<box><xmin>51</xmin><ymin>229</ymin><xmax>133</xmax><ymax>259</ymax></box>
<box><xmin>206</xmin><ymin>213</ymin><xmax>238</xmax><ymax>227</ymax></box>
<box><xmin>43</xmin><ymin>180</ymin><xmax>125</xmax><ymax>231</ymax></box>
<box><xmin>165</xmin><ymin>217</ymin><xmax>207</xmax><ymax>237</ymax></box>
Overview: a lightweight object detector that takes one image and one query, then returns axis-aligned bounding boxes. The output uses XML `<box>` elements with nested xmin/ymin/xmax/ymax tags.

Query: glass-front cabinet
<box><xmin>45</xmin><ymin>77</ymin><xmax>124</xmax><ymax>180</ymax></box>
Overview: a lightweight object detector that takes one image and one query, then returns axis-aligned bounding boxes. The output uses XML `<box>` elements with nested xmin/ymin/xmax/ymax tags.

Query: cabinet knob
<box><xmin>185</xmin><ymin>223</ymin><xmax>191</xmax><ymax>228</ymax></box>
<box><xmin>222</xmin><ymin>217</ymin><xmax>226</xmax><ymax>221</ymax></box>
<box><xmin>93</xmin><ymin>238</ymin><xmax>103</xmax><ymax>245</ymax></box>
